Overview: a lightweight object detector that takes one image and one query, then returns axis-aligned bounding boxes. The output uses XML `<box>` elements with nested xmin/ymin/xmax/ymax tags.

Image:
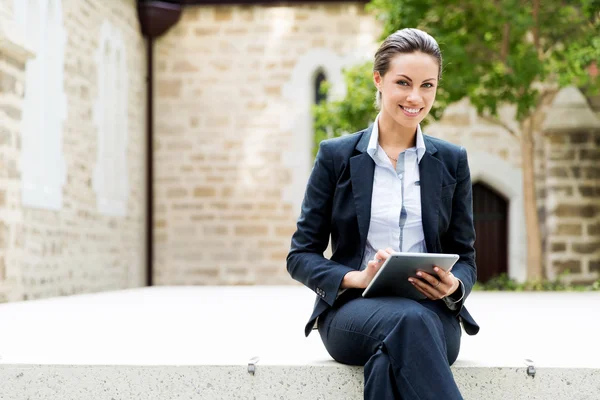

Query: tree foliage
<box><xmin>312</xmin><ymin>62</ymin><xmax>377</xmax><ymax>155</ymax></box>
<box><xmin>313</xmin><ymin>0</ymin><xmax>600</xmax><ymax>145</ymax></box>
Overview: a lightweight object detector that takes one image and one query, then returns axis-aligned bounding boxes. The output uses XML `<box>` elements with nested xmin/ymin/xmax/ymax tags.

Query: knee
<box><xmin>398</xmin><ymin>306</ymin><xmax>442</xmax><ymax>330</ymax></box>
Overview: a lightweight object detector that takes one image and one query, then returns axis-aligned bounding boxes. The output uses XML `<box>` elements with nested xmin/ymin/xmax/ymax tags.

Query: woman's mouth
<box><xmin>400</xmin><ymin>105</ymin><xmax>422</xmax><ymax>117</ymax></box>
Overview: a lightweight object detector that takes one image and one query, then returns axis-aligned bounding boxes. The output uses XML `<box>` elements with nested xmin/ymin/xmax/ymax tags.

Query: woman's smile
<box><xmin>400</xmin><ymin>105</ymin><xmax>423</xmax><ymax>117</ymax></box>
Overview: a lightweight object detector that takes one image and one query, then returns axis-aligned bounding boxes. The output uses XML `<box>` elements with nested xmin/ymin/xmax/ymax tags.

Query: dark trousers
<box><xmin>317</xmin><ymin>291</ymin><xmax>463</xmax><ymax>400</ymax></box>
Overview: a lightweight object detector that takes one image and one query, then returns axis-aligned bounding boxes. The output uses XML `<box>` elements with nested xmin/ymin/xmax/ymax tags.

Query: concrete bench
<box><xmin>0</xmin><ymin>286</ymin><xmax>598</xmax><ymax>399</ymax></box>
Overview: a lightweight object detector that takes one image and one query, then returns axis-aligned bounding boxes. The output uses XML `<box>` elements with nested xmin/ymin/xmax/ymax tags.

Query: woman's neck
<box><xmin>377</xmin><ymin>112</ymin><xmax>417</xmax><ymax>151</ymax></box>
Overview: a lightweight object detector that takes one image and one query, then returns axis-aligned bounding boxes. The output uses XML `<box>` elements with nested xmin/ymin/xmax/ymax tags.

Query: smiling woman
<box><xmin>375</xmin><ymin>52</ymin><xmax>438</xmax><ymax>125</ymax></box>
<box><xmin>287</xmin><ymin>28</ymin><xmax>479</xmax><ymax>400</ymax></box>
<box><xmin>372</xmin><ymin>30</ymin><xmax>442</xmax><ymax>160</ymax></box>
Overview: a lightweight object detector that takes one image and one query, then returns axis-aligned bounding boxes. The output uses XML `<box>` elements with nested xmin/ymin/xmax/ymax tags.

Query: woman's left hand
<box><xmin>408</xmin><ymin>266</ymin><xmax>460</xmax><ymax>300</ymax></box>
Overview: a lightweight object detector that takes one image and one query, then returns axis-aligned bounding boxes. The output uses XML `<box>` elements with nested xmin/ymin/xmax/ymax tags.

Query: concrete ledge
<box><xmin>0</xmin><ymin>365</ymin><xmax>598</xmax><ymax>400</ymax></box>
<box><xmin>1</xmin><ymin>287</ymin><xmax>599</xmax><ymax>399</ymax></box>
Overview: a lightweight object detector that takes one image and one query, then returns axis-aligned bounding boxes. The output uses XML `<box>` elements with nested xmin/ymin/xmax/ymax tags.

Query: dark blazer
<box><xmin>287</xmin><ymin>125</ymin><xmax>480</xmax><ymax>337</ymax></box>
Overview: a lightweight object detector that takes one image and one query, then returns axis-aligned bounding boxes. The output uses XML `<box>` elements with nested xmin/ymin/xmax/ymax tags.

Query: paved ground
<box><xmin>0</xmin><ymin>286</ymin><xmax>598</xmax><ymax>369</ymax></box>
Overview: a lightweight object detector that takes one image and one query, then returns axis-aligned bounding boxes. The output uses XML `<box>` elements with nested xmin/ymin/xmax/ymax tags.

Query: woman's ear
<box><xmin>373</xmin><ymin>71</ymin><xmax>382</xmax><ymax>92</ymax></box>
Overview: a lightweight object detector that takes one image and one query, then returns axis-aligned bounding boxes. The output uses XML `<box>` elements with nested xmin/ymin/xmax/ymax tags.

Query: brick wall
<box><xmin>2</xmin><ymin>0</ymin><xmax>597</xmax><ymax>299</ymax></box>
<box><xmin>542</xmin><ymin>88</ymin><xmax>600</xmax><ymax>283</ymax></box>
<box><xmin>153</xmin><ymin>3</ymin><xmax>595</xmax><ymax>286</ymax></box>
<box><xmin>0</xmin><ymin>0</ymin><xmax>147</xmax><ymax>302</ymax></box>
<box><xmin>152</xmin><ymin>3</ymin><xmax>529</xmax><ymax>286</ymax></box>
<box><xmin>153</xmin><ymin>3</ymin><xmax>379</xmax><ymax>285</ymax></box>
<box><xmin>0</xmin><ymin>0</ymin><xmax>26</xmax><ymax>300</ymax></box>
<box><xmin>427</xmin><ymin>98</ymin><xmax>522</xmax><ymax>169</ymax></box>
<box><xmin>543</xmin><ymin>129</ymin><xmax>600</xmax><ymax>282</ymax></box>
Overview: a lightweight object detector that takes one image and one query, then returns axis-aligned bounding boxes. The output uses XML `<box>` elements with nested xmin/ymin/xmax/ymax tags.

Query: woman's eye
<box><xmin>397</xmin><ymin>80</ymin><xmax>409</xmax><ymax>86</ymax></box>
<box><xmin>422</xmin><ymin>83</ymin><xmax>434</xmax><ymax>88</ymax></box>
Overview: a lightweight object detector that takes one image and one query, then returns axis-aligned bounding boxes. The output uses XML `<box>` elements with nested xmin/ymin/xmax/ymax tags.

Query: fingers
<box><xmin>368</xmin><ymin>249</ymin><xmax>394</xmax><ymax>279</ymax></box>
<box><xmin>409</xmin><ymin>274</ymin><xmax>441</xmax><ymax>300</ymax></box>
<box><xmin>432</xmin><ymin>266</ymin><xmax>452</xmax><ymax>283</ymax></box>
<box><xmin>410</xmin><ymin>279</ymin><xmax>437</xmax><ymax>300</ymax></box>
<box><xmin>415</xmin><ymin>270</ymin><xmax>441</xmax><ymax>287</ymax></box>
<box><xmin>410</xmin><ymin>270</ymin><xmax>446</xmax><ymax>299</ymax></box>
<box><xmin>366</xmin><ymin>256</ymin><xmax>385</xmax><ymax>274</ymax></box>
<box><xmin>367</xmin><ymin>259</ymin><xmax>380</xmax><ymax>270</ymax></box>
<box><xmin>409</xmin><ymin>268</ymin><xmax>457</xmax><ymax>299</ymax></box>
<box><xmin>374</xmin><ymin>249</ymin><xmax>392</xmax><ymax>263</ymax></box>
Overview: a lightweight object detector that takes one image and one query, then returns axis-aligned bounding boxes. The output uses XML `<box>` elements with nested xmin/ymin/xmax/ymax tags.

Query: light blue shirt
<box><xmin>361</xmin><ymin>114</ymin><xmax>428</xmax><ymax>267</ymax></box>
<box><xmin>338</xmin><ymin>114</ymin><xmax>463</xmax><ymax>310</ymax></box>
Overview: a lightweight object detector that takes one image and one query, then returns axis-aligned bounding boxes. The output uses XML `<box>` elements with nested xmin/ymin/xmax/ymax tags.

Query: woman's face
<box><xmin>374</xmin><ymin>51</ymin><xmax>439</xmax><ymax>130</ymax></box>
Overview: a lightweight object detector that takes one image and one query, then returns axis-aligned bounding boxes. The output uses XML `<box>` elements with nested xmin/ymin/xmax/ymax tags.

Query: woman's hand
<box><xmin>409</xmin><ymin>266</ymin><xmax>460</xmax><ymax>300</ymax></box>
<box><xmin>342</xmin><ymin>248</ymin><xmax>395</xmax><ymax>289</ymax></box>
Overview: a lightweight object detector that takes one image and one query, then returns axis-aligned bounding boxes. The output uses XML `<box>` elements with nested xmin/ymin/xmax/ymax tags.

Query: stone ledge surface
<box><xmin>0</xmin><ymin>286</ymin><xmax>599</xmax><ymax>399</ymax></box>
<box><xmin>0</xmin><ymin>365</ymin><xmax>598</xmax><ymax>400</ymax></box>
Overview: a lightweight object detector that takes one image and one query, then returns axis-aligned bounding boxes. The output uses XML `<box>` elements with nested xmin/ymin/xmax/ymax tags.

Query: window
<box><xmin>93</xmin><ymin>21</ymin><xmax>129</xmax><ymax>216</ymax></box>
<box><xmin>314</xmin><ymin>70</ymin><xmax>327</xmax><ymax>105</ymax></box>
<box><xmin>14</xmin><ymin>0</ymin><xmax>67</xmax><ymax>210</ymax></box>
<box><xmin>281</xmin><ymin>49</ymin><xmax>347</xmax><ymax>215</ymax></box>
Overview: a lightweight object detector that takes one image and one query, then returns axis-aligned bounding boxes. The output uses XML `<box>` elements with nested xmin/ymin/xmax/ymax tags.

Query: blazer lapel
<box><xmin>350</xmin><ymin>127</ymin><xmax>375</xmax><ymax>253</ymax></box>
<box><xmin>420</xmin><ymin>137</ymin><xmax>443</xmax><ymax>253</ymax></box>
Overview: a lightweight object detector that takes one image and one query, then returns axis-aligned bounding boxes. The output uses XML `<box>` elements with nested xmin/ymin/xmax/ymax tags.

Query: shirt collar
<box><xmin>367</xmin><ymin>113</ymin><xmax>427</xmax><ymax>164</ymax></box>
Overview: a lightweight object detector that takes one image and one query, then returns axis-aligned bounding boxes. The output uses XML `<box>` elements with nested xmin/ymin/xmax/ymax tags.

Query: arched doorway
<box><xmin>473</xmin><ymin>182</ymin><xmax>509</xmax><ymax>282</ymax></box>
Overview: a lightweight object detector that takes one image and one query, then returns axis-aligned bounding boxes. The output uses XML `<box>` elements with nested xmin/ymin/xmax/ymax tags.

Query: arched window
<box><xmin>314</xmin><ymin>69</ymin><xmax>327</xmax><ymax>105</ymax></box>
<box><xmin>311</xmin><ymin>69</ymin><xmax>328</xmax><ymax>156</ymax></box>
<box><xmin>93</xmin><ymin>21</ymin><xmax>129</xmax><ymax>216</ymax></box>
<box><xmin>281</xmin><ymin>49</ymin><xmax>349</xmax><ymax>215</ymax></box>
<box><xmin>14</xmin><ymin>0</ymin><xmax>67</xmax><ymax>210</ymax></box>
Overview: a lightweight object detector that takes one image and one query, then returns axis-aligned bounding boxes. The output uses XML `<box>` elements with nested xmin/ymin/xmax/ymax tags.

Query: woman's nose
<box><xmin>406</xmin><ymin>89</ymin><xmax>422</xmax><ymax>103</ymax></box>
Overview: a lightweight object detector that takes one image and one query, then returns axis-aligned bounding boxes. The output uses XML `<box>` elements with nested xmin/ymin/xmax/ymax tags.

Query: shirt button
<box><xmin>398</xmin><ymin>174</ymin><xmax>403</xmax><ymax>179</ymax></box>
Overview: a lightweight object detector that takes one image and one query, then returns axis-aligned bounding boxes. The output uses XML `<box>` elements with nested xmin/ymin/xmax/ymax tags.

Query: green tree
<box><xmin>313</xmin><ymin>0</ymin><xmax>600</xmax><ymax>280</ymax></box>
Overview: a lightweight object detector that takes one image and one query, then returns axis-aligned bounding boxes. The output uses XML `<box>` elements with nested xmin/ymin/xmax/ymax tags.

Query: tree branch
<box><xmin>501</xmin><ymin>22</ymin><xmax>510</xmax><ymax>64</ymax></box>
<box><xmin>480</xmin><ymin>114</ymin><xmax>519</xmax><ymax>137</ymax></box>
<box><xmin>533</xmin><ymin>0</ymin><xmax>541</xmax><ymax>57</ymax></box>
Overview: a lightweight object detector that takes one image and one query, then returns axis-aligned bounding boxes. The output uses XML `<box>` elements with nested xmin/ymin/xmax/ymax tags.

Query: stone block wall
<box><xmin>0</xmin><ymin>0</ymin><xmax>147</xmax><ymax>302</ymax></box>
<box><xmin>0</xmin><ymin>1</ymin><xmax>27</xmax><ymax>301</ymax></box>
<box><xmin>2</xmin><ymin>0</ymin><xmax>597</xmax><ymax>298</ymax></box>
<box><xmin>543</xmin><ymin>129</ymin><xmax>600</xmax><ymax>282</ymax></box>
<box><xmin>427</xmin><ymin>98</ymin><xmax>522</xmax><ymax>169</ymax></box>
<box><xmin>153</xmin><ymin>3</ymin><xmax>379</xmax><ymax>285</ymax></box>
<box><xmin>151</xmin><ymin>2</ymin><xmax>568</xmax><ymax>286</ymax></box>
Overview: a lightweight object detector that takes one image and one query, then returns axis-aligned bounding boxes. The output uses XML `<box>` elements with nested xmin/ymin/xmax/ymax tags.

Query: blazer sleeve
<box><xmin>440</xmin><ymin>146</ymin><xmax>477</xmax><ymax>314</ymax></box>
<box><xmin>286</xmin><ymin>141</ymin><xmax>355</xmax><ymax>307</ymax></box>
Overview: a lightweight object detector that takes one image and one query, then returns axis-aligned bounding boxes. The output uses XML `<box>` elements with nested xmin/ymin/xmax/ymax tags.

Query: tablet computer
<box><xmin>362</xmin><ymin>252</ymin><xmax>460</xmax><ymax>300</ymax></box>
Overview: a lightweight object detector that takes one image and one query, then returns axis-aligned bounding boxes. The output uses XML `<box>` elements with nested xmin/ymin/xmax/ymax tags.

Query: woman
<box><xmin>286</xmin><ymin>28</ymin><xmax>480</xmax><ymax>399</ymax></box>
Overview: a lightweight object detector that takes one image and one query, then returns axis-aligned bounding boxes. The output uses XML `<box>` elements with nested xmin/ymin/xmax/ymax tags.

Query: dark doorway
<box><xmin>472</xmin><ymin>182</ymin><xmax>508</xmax><ymax>282</ymax></box>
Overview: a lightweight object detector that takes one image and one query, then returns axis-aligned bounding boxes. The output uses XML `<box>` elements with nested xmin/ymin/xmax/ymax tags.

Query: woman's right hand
<box><xmin>343</xmin><ymin>248</ymin><xmax>395</xmax><ymax>289</ymax></box>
